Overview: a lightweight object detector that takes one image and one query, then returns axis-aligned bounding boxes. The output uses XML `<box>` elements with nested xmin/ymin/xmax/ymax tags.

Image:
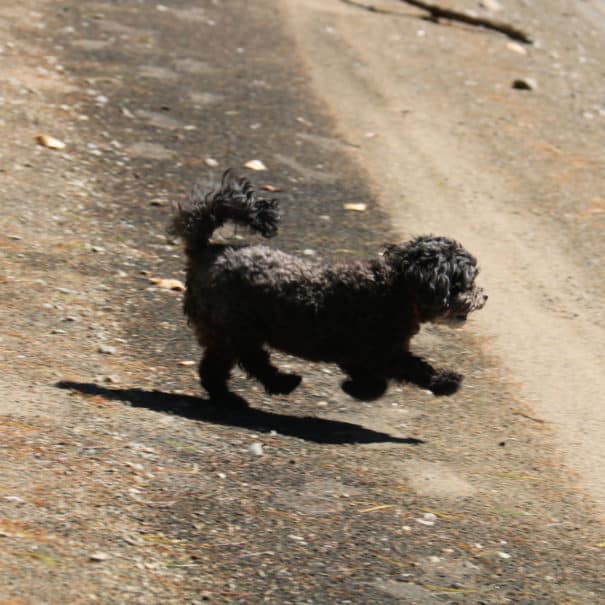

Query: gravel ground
<box><xmin>1</xmin><ymin>1</ymin><xmax>604</xmax><ymax>603</ymax></box>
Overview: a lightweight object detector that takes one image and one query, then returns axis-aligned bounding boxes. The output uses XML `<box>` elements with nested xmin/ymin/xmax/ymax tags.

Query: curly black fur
<box><xmin>172</xmin><ymin>172</ymin><xmax>487</xmax><ymax>400</ymax></box>
<box><xmin>170</xmin><ymin>170</ymin><xmax>279</xmax><ymax>253</ymax></box>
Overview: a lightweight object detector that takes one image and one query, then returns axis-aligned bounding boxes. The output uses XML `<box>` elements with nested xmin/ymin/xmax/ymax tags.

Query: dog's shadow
<box><xmin>56</xmin><ymin>381</ymin><xmax>423</xmax><ymax>446</ymax></box>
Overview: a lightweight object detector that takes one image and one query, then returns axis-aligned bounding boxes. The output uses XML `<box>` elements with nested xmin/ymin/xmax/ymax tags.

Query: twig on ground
<box><xmin>400</xmin><ymin>0</ymin><xmax>532</xmax><ymax>43</ymax></box>
<box><xmin>513</xmin><ymin>411</ymin><xmax>548</xmax><ymax>424</ymax></box>
<box><xmin>340</xmin><ymin>0</ymin><xmax>394</xmax><ymax>14</ymax></box>
<box><xmin>341</xmin><ymin>0</ymin><xmax>533</xmax><ymax>44</ymax></box>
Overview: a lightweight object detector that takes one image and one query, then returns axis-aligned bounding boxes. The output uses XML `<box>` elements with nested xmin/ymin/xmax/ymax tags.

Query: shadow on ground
<box><xmin>56</xmin><ymin>381</ymin><xmax>423</xmax><ymax>445</ymax></box>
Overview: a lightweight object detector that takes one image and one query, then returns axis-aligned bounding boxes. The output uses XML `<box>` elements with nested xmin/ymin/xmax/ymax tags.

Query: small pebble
<box><xmin>249</xmin><ymin>442</ymin><xmax>263</xmax><ymax>456</ymax></box>
<box><xmin>98</xmin><ymin>344</ymin><xmax>117</xmax><ymax>355</ymax></box>
<box><xmin>416</xmin><ymin>512</ymin><xmax>437</xmax><ymax>526</ymax></box>
<box><xmin>288</xmin><ymin>534</ymin><xmax>305</xmax><ymax>542</ymax></box>
<box><xmin>480</xmin><ymin>0</ymin><xmax>502</xmax><ymax>10</ymax></box>
<box><xmin>417</xmin><ymin>518</ymin><xmax>435</xmax><ymax>526</ymax></box>
<box><xmin>512</xmin><ymin>78</ymin><xmax>537</xmax><ymax>91</ymax></box>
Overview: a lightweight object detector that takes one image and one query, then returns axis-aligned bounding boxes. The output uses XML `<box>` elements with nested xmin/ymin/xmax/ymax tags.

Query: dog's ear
<box><xmin>383</xmin><ymin>243</ymin><xmax>451</xmax><ymax>311</ymax></box>
<box><xmin>406</xmin><ymin>263</ymin><xmax>451</xmax><ymax>309</ymax></box>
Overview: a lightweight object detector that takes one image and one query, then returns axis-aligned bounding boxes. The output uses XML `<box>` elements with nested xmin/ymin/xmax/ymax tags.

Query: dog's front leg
<box><xmin>339</xmin><ymin>363</ymin><xmax>388</xmax><ymax>401</ymax></box>
<box><xmin>389</xmin><ymin>352</ymin><xmax>462</xmax><ymax>396</ymax></box>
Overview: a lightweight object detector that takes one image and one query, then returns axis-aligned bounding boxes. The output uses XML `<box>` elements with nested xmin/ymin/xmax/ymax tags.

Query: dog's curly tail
<box><xmin>170</xmin><ymin>169</ymin><xmax>280</xmax><ymax>252</ymax></box>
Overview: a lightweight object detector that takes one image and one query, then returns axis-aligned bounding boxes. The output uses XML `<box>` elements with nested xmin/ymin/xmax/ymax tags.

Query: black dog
<box><xmin>171</xmin><ymin>171</ymin><xmax>487</xmax><ymax>400</ymax></box>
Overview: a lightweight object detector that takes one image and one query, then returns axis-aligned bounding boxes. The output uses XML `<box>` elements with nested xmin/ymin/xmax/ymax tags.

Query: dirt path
<box><xmin>2</xmin><ymin>1</ymin><xmax>605</xmax><ymax>603</ymax></box>
<box><xmin>283</xmin><ymin>0</ymin><xmax>605</xmax><ymax>509</ymax></box>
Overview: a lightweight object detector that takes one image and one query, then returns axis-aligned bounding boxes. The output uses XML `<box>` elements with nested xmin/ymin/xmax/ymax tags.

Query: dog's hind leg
<box><xmin>387</xmin><ymin>352</ymin><xmax>462</xmax><ymax>396</ymax></box>
<box><xmin>239</xmin><ymin>348</ymin><xmax>302</xmax><ymax>395</ymax></box>
<box><xmin>199</xmin><ymin>347</ymin><xmax>236</xmax><ymax>399</ymax></box>
<box><xmin>339</xmin><ymin>364</ymin><xmax>388</xmax><ymax>401</ymax></box>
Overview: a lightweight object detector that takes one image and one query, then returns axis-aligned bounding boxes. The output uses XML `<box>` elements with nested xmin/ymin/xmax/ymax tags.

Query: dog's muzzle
<box><xmin>444</xmin><ymin>287</ymin><xmax>488</xmax><ymax>325</ymax></box>
<box><xmin>473</xmin><ymin>288</ymin><xmax>489</xmax><ymax>311</ymax></box>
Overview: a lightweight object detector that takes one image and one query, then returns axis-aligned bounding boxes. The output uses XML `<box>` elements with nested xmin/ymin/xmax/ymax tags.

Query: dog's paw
<box><xmin>265</xmin><ymin>373</ymin><xmax>302</xmax><ymax>395</ymax></box>
<box><xmin>429</xmin><ymin>371</ymin><xmax>463</xmax><ymax>396</ymax></box>
<box><xmin>341</xmin><ymin>377</ymin><xmax>388</xmax><ymax>401</ymax></box>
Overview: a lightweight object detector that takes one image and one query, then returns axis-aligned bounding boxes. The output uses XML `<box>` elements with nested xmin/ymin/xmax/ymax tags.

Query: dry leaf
<box><xmin>149</xmin><ymin>277</ymin><xmax>185</xmax><ymax>291</ymax></box>
<box><xmin>244</xmin><ymin>159</ymin><xmax>267</xmax><ymax>171</ymax></box>
<box><xmin>343</xmin><ymin>203</ymin><xmax>367</xmax><ymax>212</ymax></box>
<box><xmin>261</xmin><ymin>184</ymin><xmax>281</xmax><ymax>192</ymax></box>
<box><xmin>506</xmin><ymin>41</ymin><xmax>527</xmax><ymax>55</ymax></box>
<box><xmin>35</xmin><ymin>134</ymin><xmax>66</xmax><ymax>150</ymax></box>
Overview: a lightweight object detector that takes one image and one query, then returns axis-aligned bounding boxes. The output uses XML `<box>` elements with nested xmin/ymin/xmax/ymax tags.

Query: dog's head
<box><xmin>384</xmin><ymin>235</ymin><xmax>487</xmax><ymax>325</ymax></box>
